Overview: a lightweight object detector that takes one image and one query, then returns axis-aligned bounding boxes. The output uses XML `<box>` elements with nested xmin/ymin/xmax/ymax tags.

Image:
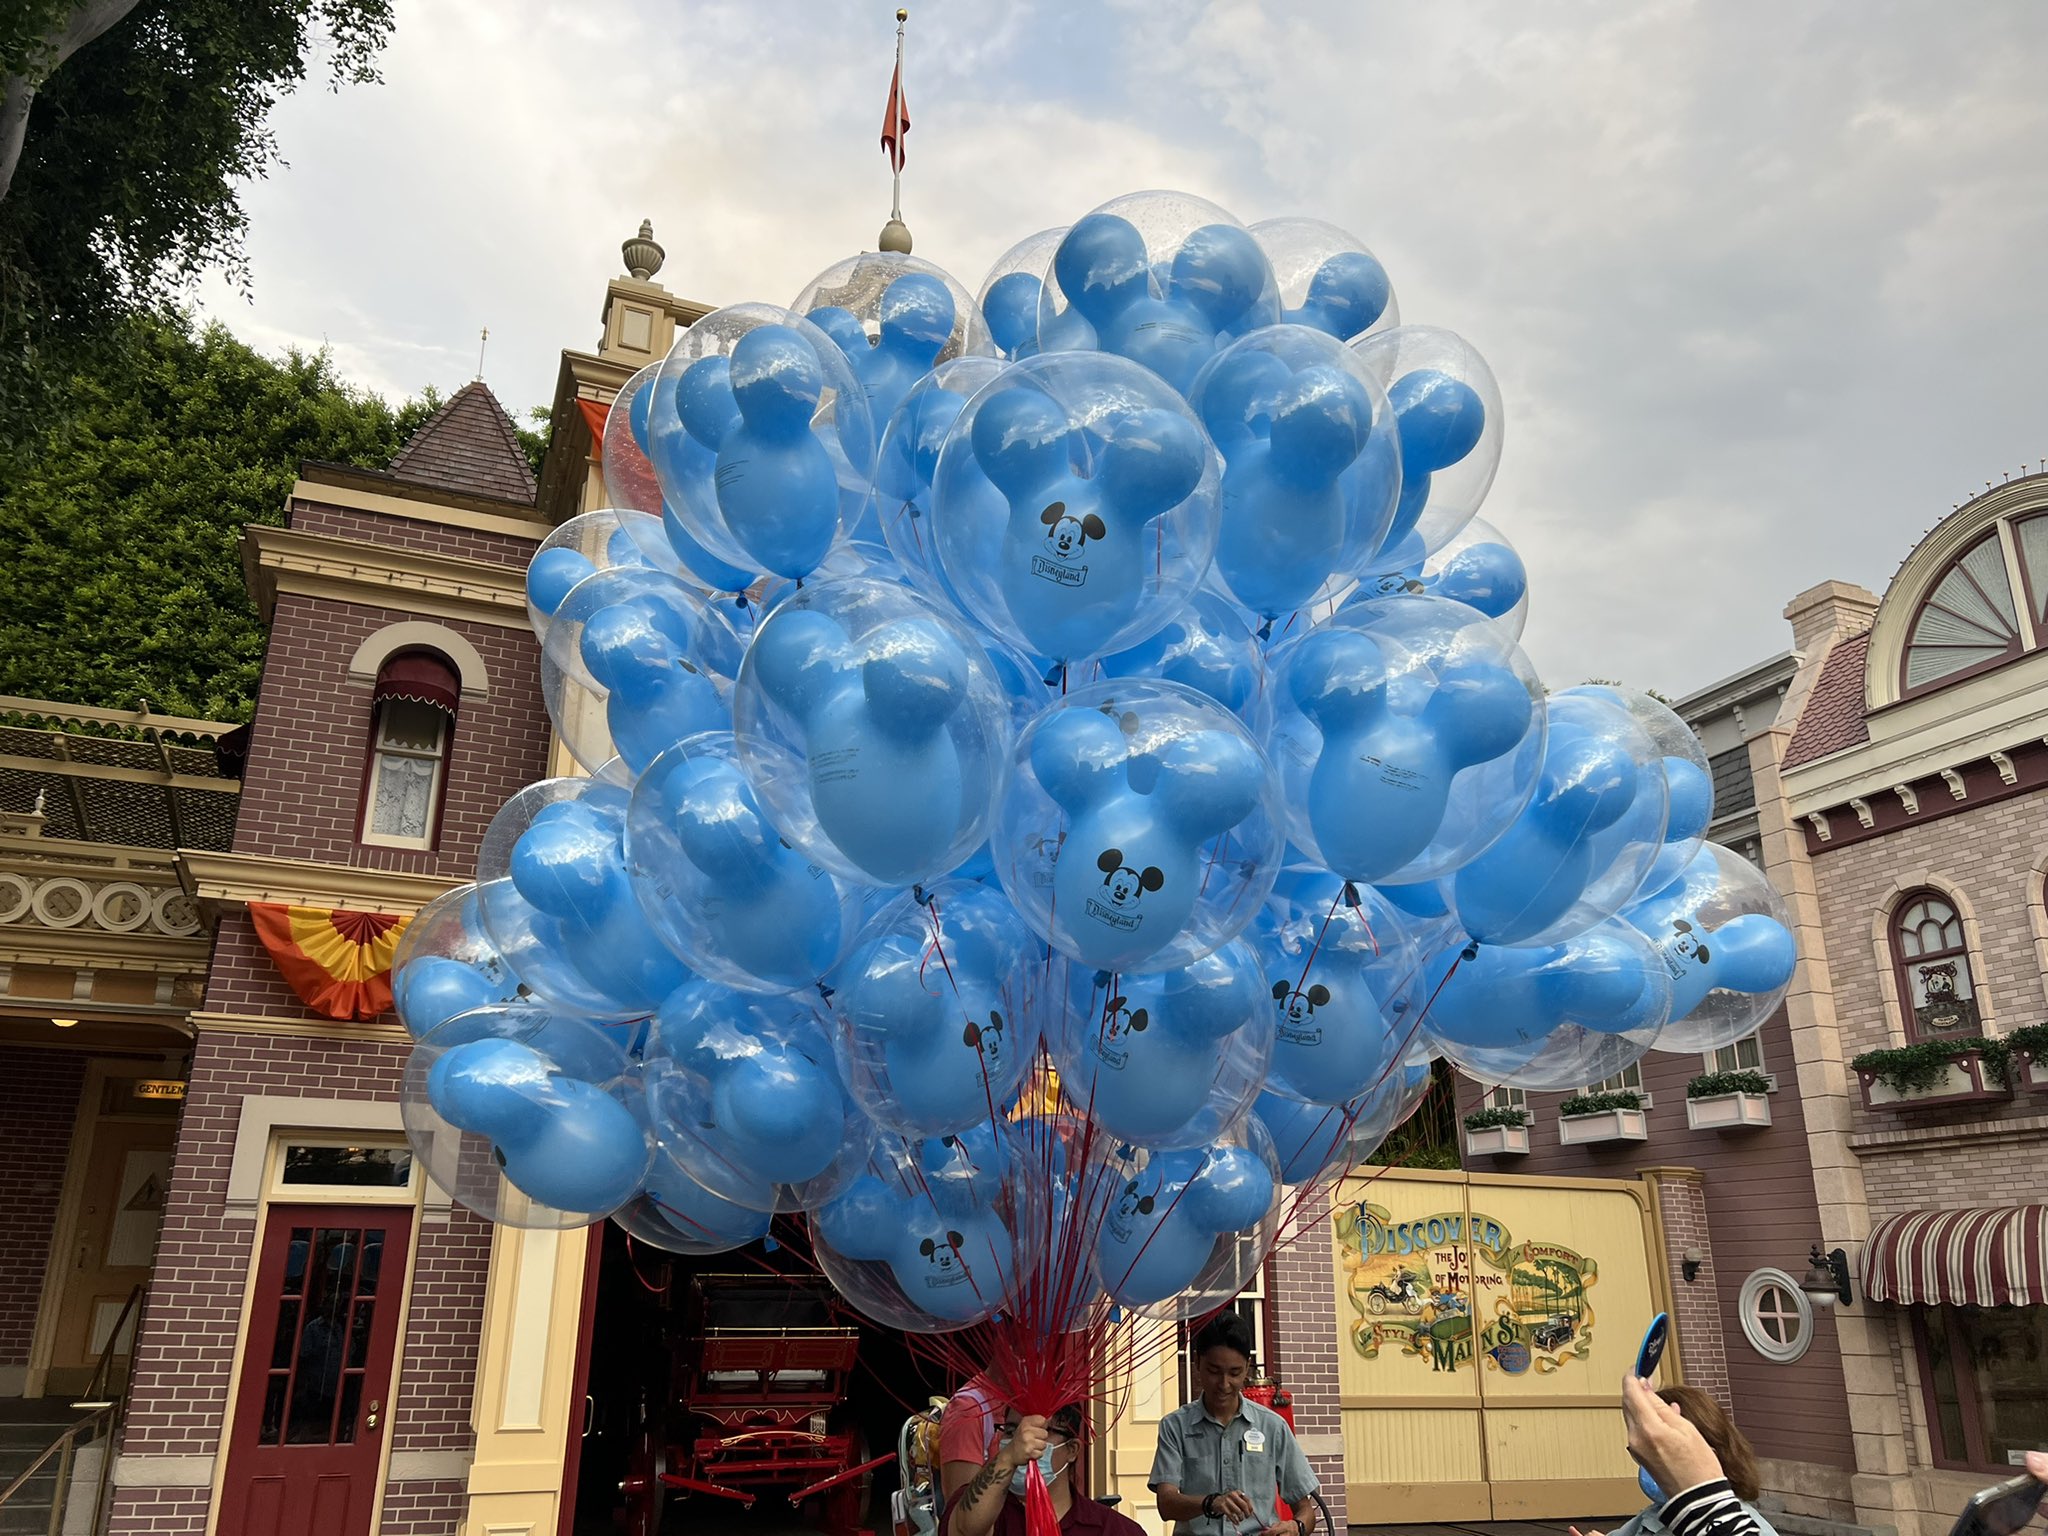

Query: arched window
<box><xmin>2016</xmin><ymin>512</ymin><xmax>2048</xmax><ymax>638</ymax></box>
<box><xmin>1902</xmin><ymin>530</ymin><xmax>2023</xmax><ymax>693</ymax></box>
<box><xmin>360</xmin><ymin>651</ymin><xmax>458</xmax><ymax>849</ymax></box>
<box><xmin>1890</xmin><ymin>890</ymin><xmax>1981</xmax><ymax>1040</ymax></box>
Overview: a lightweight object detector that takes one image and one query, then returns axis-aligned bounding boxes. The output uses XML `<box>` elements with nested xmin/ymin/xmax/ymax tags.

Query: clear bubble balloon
<box><xmin>874</xmin><ymin>356</ymin><xmax>1007</xmax><ymax>611</ymax></box>
<box><xmin>625</xmin><ymin>733</ymin><xmax>865</xmax><ymax>994</ymax></box>
<box><xmin>996</xmin><ymin>679</ymin><xmax>1283</xmax><ymax>974</ymax></box>
<box><xmin>537</xmin><ymin>566</ymin><xmax>741</xmax><ymax>774</ymax></box>
<box><xmin>733</xmin><ymin>577</ymin><xmax>1014</xmax><ymax>887</ymax></box>
<box><xmin>526</xmin><ymin>509</ymin><xmax>670</xmax><ymax>642</ymax></box>
<box><xmin>401</xmin><ymin>1002</ymin><xmax>651</xmax><ymax>1227</ymax></box>
<box><xmin>1350</xmin><ymin>325</ymin><xmax>1503</xmax><ymax>566</ymax></box>
<box><xmin>1255</xmin><ymin>1057</ymin><xmax>1434</xmax><ymax>1188</ymax></box>
<box><xmin>475</xmin><ymin>774</ymin><xmax>691</xmax><ymax>1021</ymax></box>
<box><xmin>1189</xmin><ymin>323</ymin><xmax>1402</xmax><ymax>621</ymax></box>
<box><xmin>391</xmin><ymin>883</ymin><xmax>522</xmax><ymax>1040</ymax></box>
<box><xmin>645</xmin><ymin>981</ymin><xmax>870</xmax><ymax>1213</ymax></box>
<box><xmin>1089</xmin><ymin>586</ymin><xmax>1270</xmax><ymax>730</ymax></box>
<box><xmin>1253</xmin><ymin>874</ymin><xmax>1427</xmax><ymax>1105</ymax></box>
<box><xmin>1092</xmin><ymin>1117</ymin><xmax>1283</xmax><ymax>1318</ymax></box>
<box><xmin>978</xmin><ymin>226</ymin><xmax>1069</xmax><ymax>360</ymax></box>
<box><xmin>1420</xmin><ymin>919</ymin><xmax>1672</xmax><ymax>1089</ymax></box>
<box><xmin>611</xmin><ymin>1143</ymin><xmax>773</xmax><ymax>1257</ymax></box>
<box><xmin>1250</xmin><ymin>217</ymin><xmax>1400</xmax><ymax>343</ymax></box>
<box><xmin>1568</xmin><ymin>684</ymin><xmax>1715</xmax><ymax>904</ymax></box>
<box><xmin>826</xmin><ymin>881</ymin><xmax>1046</xmax><ymax>1139</ymax></box>
<box><xmin>1627</xmin><ymin>842</ymin><xmax>1797</xmax><ymax>1054</ymax></box>
<box><xmin>1352</xmin><ymin>514</ymin><xmax>1528</xmax><ymax>640</ymax></box>
<box><xmin>1037</xmin><ymin>190</ymin><xmax>1281</xmax><ymax>396</ymax></box>
<box><xmin>1447</xmin><ymin>690</ymin><xmax>1670</xmax><ymax>947</ymax></box>
<box><xmin>646</xmin><ymin>302</ymin><xmax>876</xmax><ymax>579</ymax></box>
<box><xmin>931</xmin><ymin>352</ymin><xmax>1222</xmax><ymax>668</ymax></box>
<box><xmin>1049</xmin><ymin>938</ymin><xmax>1273</xmax><ymax>1150</ymax></box>
<box><xmin>1269</xmin><ymin>594</ymin><xmax>1546</xmax><ymax>884</ymax></box>
<box><xmin>795</xmin><ymin>252</ymin><xmax>997</xmax><ymax>427</ymax></box>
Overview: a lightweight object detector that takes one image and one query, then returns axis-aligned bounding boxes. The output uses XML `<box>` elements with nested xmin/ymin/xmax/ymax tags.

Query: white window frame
<box><xmin>1481</xmin><ymin>1084</ymin><xmax>1527</xmax><ymax>1113</ymax></box>
<box><xmin>1700</xmin><ymin>1031</ymin><xmax>1778</xmax><ymax>1090</ymax></box>
<box><xmin>1583</xmin><ymin>1061</ymin><xmax>1653</xmax><ymax>1109</ymax></box>
<box><xmin>360</xmin><ymin>698</ymin><xmax>449</xmax><ymax>850</ymax></box>
<box><xmin>1738</xmin><ymin>1267</ymin><xmax>1813</xmax><ymax>1363</ymax></box>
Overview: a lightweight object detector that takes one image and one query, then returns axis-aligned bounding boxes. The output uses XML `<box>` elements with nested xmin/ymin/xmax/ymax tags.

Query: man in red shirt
<box><xmin>939</xmin><ymin>1375</ymin><xmax>1010</xmax><ymax>1504</ymax></box>
<box><xmin>941</xmin><ymin>1406</ymin><xmax>1145</xmax><ymax>1536</ymax></box>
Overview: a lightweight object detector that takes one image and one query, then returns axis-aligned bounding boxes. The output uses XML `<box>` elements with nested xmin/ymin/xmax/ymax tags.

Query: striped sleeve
<box><xmin>1661</xmin><ymin>1479</ymin><xmax>1762</xmax><ymax>1536</ymax></box>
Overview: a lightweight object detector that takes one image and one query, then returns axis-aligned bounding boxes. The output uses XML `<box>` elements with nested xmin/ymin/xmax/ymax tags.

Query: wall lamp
<box><xmin>1800</xmin><ymin>1244</ymin><xmax>1853</xmax><ymax>1308</ymax></box>
<box><xmin>1681</xmin><ymin>1247</ymin><xmax>1704</xmax><ymax>1284</ymax></box>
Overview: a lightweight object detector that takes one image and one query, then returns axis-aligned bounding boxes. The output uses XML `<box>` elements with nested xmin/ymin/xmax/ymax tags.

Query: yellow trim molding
<box><xmin>243</xmin><ymin>523</ymin><xmax>529</xmax><ymax>630</ymax></box>
<box><xmin>177</xmin><ymin>848</ymin><xmax>459</xmax><ymax>919</ymax></box>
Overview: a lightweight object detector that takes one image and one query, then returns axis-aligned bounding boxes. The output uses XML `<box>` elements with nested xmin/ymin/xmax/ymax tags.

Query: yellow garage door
<box><xmin>1332</xmin><ymin>1167</ymin><xmax>1670</xmax><ymax>1524</ymax></box>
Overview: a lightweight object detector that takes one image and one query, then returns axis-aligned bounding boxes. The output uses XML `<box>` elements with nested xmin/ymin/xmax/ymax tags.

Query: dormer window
<box><xmin>1901</xmin><ymin>530</ymin><xmax>2022</xmax><ymax>692</ymax></box>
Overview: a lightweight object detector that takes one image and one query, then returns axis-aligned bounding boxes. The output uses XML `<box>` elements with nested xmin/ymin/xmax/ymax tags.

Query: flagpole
<box><xmin>890</xmin><ymin>8</ymin><xmax>907</xmax><ymax>223</ymax></box>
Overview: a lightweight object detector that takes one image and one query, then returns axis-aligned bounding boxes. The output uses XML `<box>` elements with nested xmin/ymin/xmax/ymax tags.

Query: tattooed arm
<box><xmin>949</xmin><ymin>1416</ymin><xmax>1047</xmax><ymax>1536</ymax></box>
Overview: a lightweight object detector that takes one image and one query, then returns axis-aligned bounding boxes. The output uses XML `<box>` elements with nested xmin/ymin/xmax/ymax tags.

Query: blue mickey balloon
<box><xmin>813</xmin><ymin>1170</ymin><xmax>1012</xmax><ymax>1326</ymax></box>
<box><xmin>1275</xmin><ymin>597</ymin><xmax>1541</xmax><ymax>883</ymax></box>
<box><xmin>946</xmin><ymin>368</ymin><xmax>1212</xmax><ymax>665</ymax></box>
<box><xmin>1565</xmin><ymin>685</ymin><xmax>1716</xmax><ymax>905</ymax></box>
<box><xmin>828</xmin><ymin>882</ymin><xmax>1042</xmax><ymax>1137</ymax></box>
<box><xmin>411</xmin><ymin>1007</ymin><xmax>652</xmax><ymax>1220</ymax></box>
<box><xmin>874</xmin><ymin>357</ymin><xmax>1008</xmax><ymax>612</ymax></box>
<box><xmin>1093</xmin><ymin>1135</ymin><xmax>1278</xmax><ymax>1309</ymax></box>
<box><xmin>1357</xmin><ymin>516</ymin><xmax>1529</xmax><ymax>637</ymax></box>
<box><xmin>739</xmin><ymin>596</ymin><xmax>982</xmax><ymax>886</ymax></box>
<box><xmin>1449</xmin><ymin>693</ymin><xmax>1666</xmax><ymax>947</ymax></box>
<box><xmin>527</xmin><ymin>547</ymin><xmax>596</xmax><ymax>622</ymax></box>
<box><xmin>1253</xmin><ymin>1060</ymin><xmax>1432</xmax><ymax>1185</ymax></box>
<box><xmin>625</xmin><ymin>739</ymin><xmax>862</xmax><ymax>995</ymax></box>
<box><xmin>613</xmin><ymin>1147</ymin><xmax>773</xmax><ymax>1254</ymax></box>
<box><xmin>1252</xmin><ymin>218</ymin><xmax>1399</xmax><ymax>344</ymax></box>
<box><xmin>1017</xmin><ymin>684</ymin><xmax>1272</xmax><ymax>971</ymax></box>
<box><xmin>1350</xmin><ymin>325</ymin><xmax>1502</xmax><ymax>563</ymax></box>
<box><xmin>647</xmin><ymin>981</ymin><xmax>856</xmax><ymax>1195</ymax></box>
<box><xmin>982</xmin><ymin>271</ymin><xmax>1043</xmax><ymax>359</ymax></box>
<box><xmin>1255</xmin><ymin>875</ymin><xmax>1422</xmax><ymax>1105</ymax></box>
<box><xmin>850</xmin><ymin>272</ymin><xmax>957</xmax><ymax>426</ymax></box>
<box><xmin>1622</xmin><ymin>842</ymin><xmax>1798</xmax><ymax>1052</ymax></box>
<box><xmin>391</xmin><ymin>883</ymin><xmax>522</xmax><ymax>1041</ymax></box>
<box><xmin>578</xmin><ymin>594</ymin><xmax>728</xmax><ymax>775</ymax></box>
<box><xmin>1193</xmin><ymin>327</ymin><xmax>1395</xmax><ymax>620</ymax></box>
<box><xmin>1093</xmin><ymin>587</ymin><xmax>1268</xmax><ymax>722</ymax></box>
<box><xmin>1044</xmin><ymin>204</ymin><xmax>1279</xmax><ymax>395</ymax></box>
<box><xmin>1051</xmin><ymin>939</ymin><xmax>1271</xmax><ymax>1148</ymax></box>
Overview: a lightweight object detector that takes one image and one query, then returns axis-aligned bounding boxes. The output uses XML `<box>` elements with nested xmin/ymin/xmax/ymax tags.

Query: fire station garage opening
<box><xmin>571</xmin><ymin>1220</ymin><xmax>953</xmax><ymax>1536</ymax></box>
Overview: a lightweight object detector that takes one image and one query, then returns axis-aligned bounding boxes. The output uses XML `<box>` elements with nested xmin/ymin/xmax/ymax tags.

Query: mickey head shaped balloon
<box><xmin>874</xmin><ymin>357</ymin><xmax>1007</xmax><ymax>610</ymax></box>
<box><xmin>979</xmin><ymin>226</ymin><xmax>1069</xmax><ymax>361</ymax></box>
<box><xmin>807</xmin><ymin>271</ymin><xmax>961</xmax><ymax>428</ymax></box>
<box><xmin>1000</xmin><ymin>681</ymin><xmax>1280</xmax><ymax>973</ymax></box>
<box><xmin>1420</xmin><ymin>919</ymin><xmax>1673</xmax><ymax>1091</ymax></box>
<box><xmin>1350</xmin><ymin>325</ymin><xmax>1502</xmax><ymax>564</ymax></box>
<box><xmin>1191</xmin><ymin>325</ymin><xmax>1400</xmax><ymax>620</ymax></box>
<box><xmin>1251</xmin><ymin>217</ymin><xmax>1400</xmax><ymax>344</ymax></box>
<box><xmin>1449</xmin><ymin>691</ymin><xmax>1668</xmax><ymax>947</ymax></box>
<box><xmin>1272</xmin><ymin>595</ymin><xmax>1544</xmax><ymax>885</ymax></box>
<box><xmin>646</xmin><ymin>981</ymin><xmax>865</xmax><ymax>1208</ymax></box>
<box><xmin>1093</xmin><ymin>587</ymin><xmax>1267</xmax><ymax>722</ymax></box>
<box><xmin>828</xmin><ymin>881</ymin><xmax>1042</xmax><ymax>1138</ymax></box>
<box><xmin>934</xmin><ymin>357</ymin><xmax>1218</xmax><ymax>667</ymax></box>
<box><xmin>612</xmin><ymin>1145</ymin><xmax>774</xmax><ymax>1256</ymax></box>
<box><xmin>1567</xmin><ymin>685</ymin><xmax>1716</xmax><ymax>903</ymax></box>
<box><xmin>625</xmin><ymin>737</ymin><xmax>864</xmax><ymax>996</ymax></box>
<box><xmin>735</xmin><ymin>578</ymin><xmax>1012</xmax><ymax>887</ymax></box>
<box><xmin>1356</xmin><ymin>515</ymin><xmax>1529</xmax><ymax>638</ymax></box>
<box><xmin>1253</xmin><ymin>1062</ymin><xmax>1433</xmax><ymax>1186</ymax></box>
<box><xmin>476</xmin><ymin>779</ymin><xmax>692</xmax><ymax>1021</ymax></box>
<box><xmin>1254</xmin><ymin>875</ymin><xmax>1424</xmax><ymax>1106</ymax></box>
<box><xmin>391</xmin><ymin>883</ymin><xmax>522</xmax><ymax>1041</ymax></box>
<box><xmin>403</xmin><ymin>1004</ymin><xmax>652</xmax><ymax>1225</ymax></box>
<box><xmin>1092</xmin><ymin>1128</ymin><xmax>1280</xmax><ymax>1312</ymax></box>
<box><xmin>1050</xmin><ymin>938</ymin><xmax>1271</xmax><ymax>1149</ymax></box>
<box><xmin>1622</xmin><ymin>841</ymin><xmax>1798</xmax><ymax>1053</ymax></box>
<box><xmin>1040</xmin><ymin>195</ymin><xmax>1280</xmax><ymax>395</ymax></box>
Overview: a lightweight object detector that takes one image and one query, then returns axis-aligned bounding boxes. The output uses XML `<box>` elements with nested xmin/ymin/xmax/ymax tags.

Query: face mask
<box><xmin>1009</xmin><ymin>1445</ymin><xmax>1065</xmax><ymax>1496</ymax></box>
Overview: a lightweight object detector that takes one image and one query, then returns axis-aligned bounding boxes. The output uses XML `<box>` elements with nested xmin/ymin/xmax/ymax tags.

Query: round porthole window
<box><xmin>1738</xmin><ymin>1267</ymin><xmax>1814</xmax><ymax>1363</ymax></box>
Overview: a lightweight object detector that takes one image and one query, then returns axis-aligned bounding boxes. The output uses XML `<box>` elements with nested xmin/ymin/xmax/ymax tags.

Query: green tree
<box><xmin>0</xmin><ymin>310</ymin><xmax>435</xmax><ymax>720</ymax></box>
<box><xmin>0</xmin><ymin>0</ymin><xmax>394</xmax><ymax>444</ymax></box>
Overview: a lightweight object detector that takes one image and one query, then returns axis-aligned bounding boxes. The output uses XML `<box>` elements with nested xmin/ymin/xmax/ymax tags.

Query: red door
<box><xmin>218</xmin><ymin>1206</ymin><xmax>414</xmax><ymax>1536</ymax></box>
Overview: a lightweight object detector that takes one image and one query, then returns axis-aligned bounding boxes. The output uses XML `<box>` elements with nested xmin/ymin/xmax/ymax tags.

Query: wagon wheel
<box><xmin>1366</xmin><ymin>1291</ymin><xmax>1388</xmax><ymax>1315</ymax></box>
<box><xmin>823</xmin><ymin>1422</ymin><xmax>873</xmax><ymax>1536</ymax></box>
<box><xmin>1403</xmin><ymin>1294</ymin><xmax>1424</xmax><ymax>1316</ymax></box>
<box><xmin>619</xmin><ymin>1425</ymin><xmax>668</xmax><ymax>1536</ymax></box>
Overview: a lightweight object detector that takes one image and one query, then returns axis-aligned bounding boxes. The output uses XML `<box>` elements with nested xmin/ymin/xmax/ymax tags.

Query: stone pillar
<box><xmin>1269</xmin><ymin>1212</ymin><xmax>1348</xmax><ymax>1529</ymax></box>
<box><xmin>1641</xmin><ymin>1168</ymin><xmax>1730</xmax><ymax>1409</ymax></box>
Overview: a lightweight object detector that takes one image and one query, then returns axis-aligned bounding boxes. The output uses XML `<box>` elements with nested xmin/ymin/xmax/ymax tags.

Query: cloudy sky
<box><xmin>193</xmin><ymin>0</ymin><xmax>2048</xmax><ymax>700</ymax></box>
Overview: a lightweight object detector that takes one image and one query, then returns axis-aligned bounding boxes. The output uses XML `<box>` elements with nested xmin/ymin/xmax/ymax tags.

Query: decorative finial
<box><xmin>897</xmin><ymin>7</ymin><xmax>908</xmax><ymax>18</ymax></box>
<box><xmin>476</xmin><ymin>326</ymin><xmax>489</xmax><ymax>381</ymax></box>
<box><xmin>879</xmin><ymin>217</ymin><xmax>913</xmax><ymax>253</ymax></box>
<box><xmin>623</xmin><ymin>218</ymin><xmax>665</xmax><ymax>281</ymax></box>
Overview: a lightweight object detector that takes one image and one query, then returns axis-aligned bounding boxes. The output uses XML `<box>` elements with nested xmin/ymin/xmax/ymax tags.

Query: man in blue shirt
<box><xmin>1150</xmin><ymin>1313</ymin><xmax>1319</xmax><ymax>1536</ymax></box>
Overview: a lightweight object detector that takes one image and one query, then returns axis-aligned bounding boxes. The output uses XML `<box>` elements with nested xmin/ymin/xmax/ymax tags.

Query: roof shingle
<box><xmin>388</xmin><ymin>381</ymin><xmax>537</xmax><ymax>505</ymax></box>
<box><xmin>1783</xmin><ymin>630</ymin><xmax>1872</xmax><ymax>768</ymax></box>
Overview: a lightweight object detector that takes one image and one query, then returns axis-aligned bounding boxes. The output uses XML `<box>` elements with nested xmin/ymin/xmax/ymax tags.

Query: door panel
<box><xmin>219</xmin><ymin>1204</ymin><xmax>413</xmax><ymax>1536</ymax></box>
<box><xmin>48</xmin><ymin>1119</ymin><xmax>173</xmax><ymax>1393</ymax></box>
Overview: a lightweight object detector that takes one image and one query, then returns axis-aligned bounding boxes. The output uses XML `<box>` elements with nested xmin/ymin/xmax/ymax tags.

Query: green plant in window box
<box><xmin>2004</xmin><ymin>1022</ymin><xmax>2048</xmax><ymax>1066</ymax></box>
<box><xmin>1849</xmin><ymin>1036</ymin><xmax>2014</xmax><ymax>1094</ymax></box>
<box><xmin>1462</xmin><ymin>1105</ymin><xmax>1532</xmax><ymax>1132</ymax></box>
<box><xmin>1686</xmin><ymin>1070</ymin><xmax>1771</xmax><ymax>1100</ymax></box>
<box><xmin>1558</xmin><ymin>1090</ymin><xmax>1643</xmax><ymax>1117</ymax></box>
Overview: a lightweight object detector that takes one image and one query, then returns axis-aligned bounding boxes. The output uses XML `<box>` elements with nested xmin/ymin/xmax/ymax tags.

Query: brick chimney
<box><xmin>1783</xmin><ymin>580</ymin><xmax>1878</xmax><ymax>657</ymax></box>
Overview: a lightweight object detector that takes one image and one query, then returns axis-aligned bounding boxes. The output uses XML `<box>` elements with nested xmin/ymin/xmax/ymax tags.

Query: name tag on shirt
<box><xmin>1243</xmin><ymin>1431</ymin><xmax>1265</xmax><ymax>1455</ymax></box>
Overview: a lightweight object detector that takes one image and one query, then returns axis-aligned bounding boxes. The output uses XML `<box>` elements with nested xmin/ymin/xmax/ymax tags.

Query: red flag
<box><xmin>881</xmin><ymin>57</ymin><xmax>910</xmax><ymax>172</ymax></box>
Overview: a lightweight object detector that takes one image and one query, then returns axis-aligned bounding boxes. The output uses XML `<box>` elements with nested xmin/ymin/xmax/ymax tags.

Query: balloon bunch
<box><xmin>394</xmin><ymin>190</ymin><xmax>1797</xmax><ymax>1403</ymax></box>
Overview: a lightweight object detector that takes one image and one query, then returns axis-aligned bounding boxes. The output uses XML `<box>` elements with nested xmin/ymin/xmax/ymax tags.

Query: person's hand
<box><xmin>2027</xmin><ymin>1450</ymin><xmax>2048</xmax><ymax>1482</ymax></box>
<box><xmin>1213</xmin><ymin>1490</ymin><xmax>1259</xmax><ymax>1524</ymax></box>
<box><xmin>1000</xmin><ymin>1416</ymin><xmax>1050</xmax><ymax>1472</ymax></box>
<box><xmin>1621</xmin><ymin>1375</ymin><xmax>1724</xmax><ymax>1497</ymax></box>
<box><xmin>1567</xmin><ymin>1526</ymin><xmax>1605</xmax><ymax>1536</ymax></box>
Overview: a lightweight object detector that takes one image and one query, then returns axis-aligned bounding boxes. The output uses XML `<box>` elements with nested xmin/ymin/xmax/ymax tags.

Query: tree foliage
<box><xmin>0</xmin><ymin>311</ymin><xmax>435</xmax><ymax>721</ymax></box>
<box><xmin>0</xmin><ymin>0</ymin><xmax>394</xmax><ymax>444</ymax></box>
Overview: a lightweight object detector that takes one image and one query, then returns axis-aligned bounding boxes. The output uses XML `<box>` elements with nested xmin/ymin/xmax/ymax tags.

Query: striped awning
<box><xmin>1863</xmin><ymin>1206</ymin><xmax>2048</xmax><ymax>1307</ymax></box>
